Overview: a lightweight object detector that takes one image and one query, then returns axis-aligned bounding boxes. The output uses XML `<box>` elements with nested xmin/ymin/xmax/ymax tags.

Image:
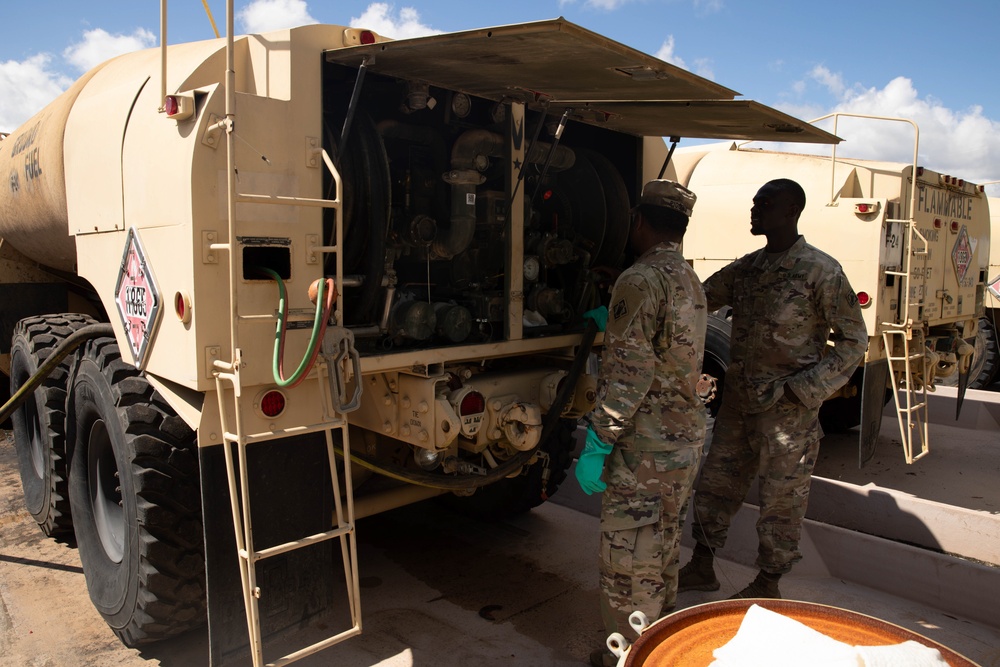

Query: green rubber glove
<box><xmin>575</xmin><ymin>426</ymin><xmax>613</xmax><ymax>495</ymax></box>
<box><xmin>583</xmin><ymin>305</ymin><xmax>608</xmax><ymax>332</ymax></box>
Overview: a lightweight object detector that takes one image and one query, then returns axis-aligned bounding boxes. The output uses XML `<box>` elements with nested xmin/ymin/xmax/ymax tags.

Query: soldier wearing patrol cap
<box><xmin>577</xmin><ymin>179</ymin><xmax>708</xmax><ymax>667</ymax></box>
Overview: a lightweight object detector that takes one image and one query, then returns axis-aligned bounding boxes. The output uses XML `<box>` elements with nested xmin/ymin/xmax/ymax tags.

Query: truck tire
<box><xmin>444</xmin><ymin>418</ymin><xmax>577</xmax><ymax>521</ymax></box>
<box><xmin>702</xmin><ymin>309</ymin><xmax>732</xmax><ymax>418</ymax></box>
<box><xmin>9</xmin><ymin>314</ymin><xmax>98</xmax><ymax>539</ymax></box>
<box><xmin>66</xmin><ymin>336</ymin><xmax>205</xmax><ymax>646</ymax></box>
<box><xmin>938</xmin><ymin>317</ymin><xmax>999</xmax><ymax>390</ymax></box>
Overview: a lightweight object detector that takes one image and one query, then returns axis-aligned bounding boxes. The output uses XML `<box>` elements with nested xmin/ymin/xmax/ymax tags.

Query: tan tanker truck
<box><xmin>663</xmin><ymin>121</ymin><xmax>990</xmax><ymax>466</ymax></box>
<box><xmin>0</xmin><ymin>9</ymin><xmax>838</xmax><ymax>666</ymax></box>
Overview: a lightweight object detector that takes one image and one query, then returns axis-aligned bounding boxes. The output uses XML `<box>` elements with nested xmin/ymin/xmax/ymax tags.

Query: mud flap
<box><xmin>199</xmin><ymin>434</ymin><xmax>339</xmax><ymax>666</ymax></box>
<box><xmin>956</xmin><ymin>367</ymin><xmax>969</xmax><ymax>420</ymax></box>
<box><xmin>858</xmin><ymin>359</ymin><xmax>889</xmax><ymax>468</ymax></box>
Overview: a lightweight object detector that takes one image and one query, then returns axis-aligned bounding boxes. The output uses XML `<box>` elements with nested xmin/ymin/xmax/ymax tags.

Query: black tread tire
<box><xmin>702</xmin><ymin>310</ymin><xmax>732</xmax><ymax>418</ymax></box>
<box><xmin>443</xmin><ymin>418</ymin><xmax>577</xmax><ymax>521</ymax></box>
<box><xmin>9</xmin><ymin>314</ymin><xmax>98</xmax><ymax>539</ymax></box>
<box><xmin>67</xmin><ymin>336</ymin><xmax>205</xmax><ymax>646</ymax></box>
<box><xmin>938</xmin><ymin>317</ymin><xmax>999</xmax><ymax>390</ymax></box>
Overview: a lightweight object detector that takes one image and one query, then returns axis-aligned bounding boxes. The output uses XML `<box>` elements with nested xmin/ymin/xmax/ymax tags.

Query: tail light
<box><xmin>856</xmin><ymin>292</ymin><xmax>872</xmax><ymax>308</ymax></box>
<box><xmin>163</xmin><ymin>92</ymin><xmax>195</xmax><ymax>121</ymax></box>
<box><xmin>451</xmin><ymin>388</ymin><xmax>486</xmax><ymax>437</ymax></box>
<box><xmin>258</xmin><ymin>390</ymin><xmax>286</xmax><ymax>418</ymax></box>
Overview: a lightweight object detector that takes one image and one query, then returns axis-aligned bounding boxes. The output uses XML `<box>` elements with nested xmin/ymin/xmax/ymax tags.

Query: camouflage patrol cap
<box><xmin>639</xmin><ymin>180</ymin><xmax>697</xmax><ymax>217</ymax></box>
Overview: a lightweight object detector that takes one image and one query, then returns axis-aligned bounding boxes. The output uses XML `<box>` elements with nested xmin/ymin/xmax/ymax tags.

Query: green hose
<box><xmin>256</xmin><ymin>267</ymin><xmax>330</xmax><ymax>388</ymax></box>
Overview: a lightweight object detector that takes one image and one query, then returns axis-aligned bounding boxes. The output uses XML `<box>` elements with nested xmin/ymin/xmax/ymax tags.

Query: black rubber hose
<box><xmin>337</xmin><ymin>319</ymin><xmax>599</xmax><ymax>490</ymax></box>
<box><xmin>0</xmin><ymin>323</ymin><xmax>114</xmax><ymax>425</ymax></box>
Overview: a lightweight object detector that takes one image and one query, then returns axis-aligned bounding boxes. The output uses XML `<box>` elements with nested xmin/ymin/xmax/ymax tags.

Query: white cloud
<box><xmin>238</xmin><ymin>0</ymin><xmax>317</xmax><ymax>34</ymax></box>
<box><xmin>808</xmin><ymin>65</ymin><xmax>846</xmax><ymax>98</ymax></box>
<box><xmin>655</xmin><ymin>36</ymin><xmax>686</xmax><ymax>68</ymax></box>
<box><xmin>653</xmin><ymin>37</ymin><xmax>714</xmax><ymax>79</ymax></box>
<box><xmin>0</xmin><ymin>54</ymin><xmax>73</xmax><ymax>132</ymax></box>
<box><xmin>774</xmin><ymin>71</ymin><xmax>1000</xmax><ymax>192</ymax></box>
<box><xmin>350</xmin><ymin>4</ymin><xmax>441</xmax><ymax>39</ymax></box>
<box><xmin>63</xmin><ymin>28</ymin><xmax>157</xmax><ymax>73</ymax></box>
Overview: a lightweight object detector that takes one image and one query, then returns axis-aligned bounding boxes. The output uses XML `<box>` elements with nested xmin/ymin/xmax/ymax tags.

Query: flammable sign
<box><xmin>114</xmin><ymin>228</ymin><xmax>161</xmax><ymax>368</ymax></box>
<box><xmin>951</xmin><ymin>224</ymin><xmax>973</xmax><ymax>284</ymax></box>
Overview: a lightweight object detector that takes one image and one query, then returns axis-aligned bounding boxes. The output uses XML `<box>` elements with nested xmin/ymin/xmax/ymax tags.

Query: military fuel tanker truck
<box><xmin>663</xmin><ymin>118</ymin><xmax>991</xmax><ymax>467</ymax></box>
<box><xmin>0</xmin><ymin>7</ymin><xmax>838</xmax><ymax>666</ymax></box>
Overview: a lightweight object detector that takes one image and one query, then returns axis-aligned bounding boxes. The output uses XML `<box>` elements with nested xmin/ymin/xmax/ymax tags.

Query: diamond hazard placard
<box><xmin>951</xmin><ymin>224</ymin><xmax>973</xmax><ymax>284</ymax></box>
<box><xmin>989</xmin><ymin>275</ymin><xmax>1000</xmax><ymax>301</ymax></box>
<box><xmin>115</xmin><ymin>228</ymin><xmax>161</xmax><ymax>368</ymax></box>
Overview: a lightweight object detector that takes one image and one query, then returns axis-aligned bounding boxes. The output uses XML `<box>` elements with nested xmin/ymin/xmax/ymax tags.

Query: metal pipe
<box><xmin>159</xmin><ymin>0</ymin><xmax>167</xmax><ymax>112</ymax></box>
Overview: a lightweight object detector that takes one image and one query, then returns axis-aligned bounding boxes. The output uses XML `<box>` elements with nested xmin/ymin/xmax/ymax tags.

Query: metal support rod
<box><xmin>338</xmin><ymin>58</ymin><xmax>369</xmax><ymax>162</ymax></box>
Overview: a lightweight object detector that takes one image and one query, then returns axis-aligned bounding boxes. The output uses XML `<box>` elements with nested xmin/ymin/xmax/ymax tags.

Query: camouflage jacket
<box><xmin>703</xmin><ymin>236</ymin><xmax>867</xmax><ymax>413</ymax></box>
<box><xmin>587</xmin><ymin>241</ymin><xmax>708</xmax><ymax>451</ymax></box>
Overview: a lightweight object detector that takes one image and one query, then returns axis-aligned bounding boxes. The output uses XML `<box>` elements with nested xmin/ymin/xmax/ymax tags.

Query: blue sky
<box><xmin>2</xmin><ymin>1</ymin><xmax>999</xmax><ymax>193</ymax></box>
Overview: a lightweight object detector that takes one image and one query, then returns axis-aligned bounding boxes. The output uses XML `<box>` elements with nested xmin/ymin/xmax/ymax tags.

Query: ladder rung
<box><xmin>242</xmin><ymin>524</ymin><xmax>354</xmax><ymax>562</ymax></box>
<box><xmin>237</xmin><ymin>192</ymin><xmax>341</xmax><ymax>209</ymax></box>
<box><xmin>885</xmin><ymin>353</ymin><xmax>923</xmax><ymax>361</ymax></box>
<box><xmin>223</xmin><ymin>419</ymin><xmax>348</xmax><ymax>446</ymax></box>
<box><xmin>267</xmin><ymin>627</ymin><xmax>363</xmax><ymax>667</ymax></box>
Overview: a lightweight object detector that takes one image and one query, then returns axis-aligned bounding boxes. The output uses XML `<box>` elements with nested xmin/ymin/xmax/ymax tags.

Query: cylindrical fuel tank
<box><xmin>0</xmin><ymin>67</ymin><xmax>105</xmax><ymax>272</ymax></box>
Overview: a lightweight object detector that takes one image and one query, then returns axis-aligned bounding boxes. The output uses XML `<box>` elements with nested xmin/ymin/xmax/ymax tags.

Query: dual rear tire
<box><xmin>10</xmin><ymin>316</ymin><xmax>205</xmax><ymax>646</ymax></box>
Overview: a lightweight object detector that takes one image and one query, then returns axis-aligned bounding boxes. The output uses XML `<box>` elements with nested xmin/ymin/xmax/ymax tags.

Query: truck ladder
<box><xmin>213</xmin><ymin>144</ymin><xmax>362</xmax><ymax>666</ymax></box>
<box><xmin>881</xmin><ymin>217</ymin><xmax>931</xmax><ymax>464</ymax></box>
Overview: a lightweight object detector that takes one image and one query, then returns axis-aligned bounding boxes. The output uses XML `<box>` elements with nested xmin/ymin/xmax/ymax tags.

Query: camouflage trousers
<box><xmin>691</xmin><ymin>389</ymin><xmax>822</xmax><ymax>574</ymax></box>
<box><xmin>599</xmin><ymin>446</ymin><xmax>701</xmax><ymax>637</ymax></box>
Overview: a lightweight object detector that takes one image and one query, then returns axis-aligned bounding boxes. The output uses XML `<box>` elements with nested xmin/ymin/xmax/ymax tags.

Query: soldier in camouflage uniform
<box><xmin>575</xmin><ymin>180</ymin><xmax>707</xmax><ymax>667</ymax></box>
<box><xmin>678</xmin><ymin>178</ymin><xmax>867</xmax><ymax>600</ymax></box>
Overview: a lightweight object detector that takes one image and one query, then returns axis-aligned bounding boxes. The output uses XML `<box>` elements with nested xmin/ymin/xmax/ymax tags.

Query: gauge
<box><xmin>523</xmin><ymin>255</ymin><xmax>541</xmax><ymax>282</ymax></box>
<box><xmin>451</xmin><ymin>92</ymin><xmax>471</xmax><ymax>118</ymax></box>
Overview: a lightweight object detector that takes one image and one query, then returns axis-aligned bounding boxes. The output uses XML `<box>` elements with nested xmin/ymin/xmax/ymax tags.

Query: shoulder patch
<box><xmin>612</xmin><ymin>298</ymin><xmax>629</xmax><ymax>321</ymax></box>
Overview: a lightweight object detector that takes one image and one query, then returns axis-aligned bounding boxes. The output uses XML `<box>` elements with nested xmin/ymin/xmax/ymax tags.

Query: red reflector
<box><xmin>933</xmin><ymin>218</ymin><xmax>942</xmax><ymax>229</ymax></box>
<box><xmin>164</xmin><ymin>96</ymin><xmax>179</xmax><ymax>116</ymax></box>
<box><xmin>542</xmin><ymin>189</ymin><xmax>554</xmax><ymax>201</ymax></box>
<box><xmin>360</xmin><ymin>30</ymin><xmax>376</xmax><ymax>44</ymax></box>
<box><xmin>951</xmin><ymin>221</ymin><xmax>960</xmax><ymax>232</ymax></box>
<box><xmin>857</xmin><ymin>291</ymin><xmax>871</xmax><ymax>307</ymax></box>
<box><xmin>174</xmin><ymin>293</ymin><xmax>185</xmax><ymax>319</ymax></box>
<box><xmin>857</xmin><ymin>204</ymin><xmax>870</xmax><ymax>213</ymax></box>
<box><xmin>261</xmin><ymin>390</ymin><xmax>286</xmax><ymax>418</ymax></box>
<box><xmin>460</xmin><ymin>391</ymin><xmax>485</xmax><ymax>416</ymax></box>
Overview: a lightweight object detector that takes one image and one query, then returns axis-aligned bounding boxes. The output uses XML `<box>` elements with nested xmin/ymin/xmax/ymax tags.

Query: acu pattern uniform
<box><xmin>693</xmin><ymin>236</ymin><xmax>867</xmax><ymax>575</ymax></box>
<box><xmin>587</xmin><ymin>240</ymin><xmax>707</xmax><ymax>635</ymax></box>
